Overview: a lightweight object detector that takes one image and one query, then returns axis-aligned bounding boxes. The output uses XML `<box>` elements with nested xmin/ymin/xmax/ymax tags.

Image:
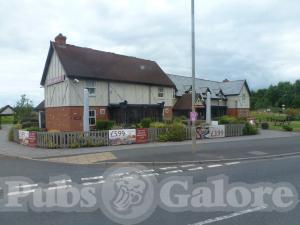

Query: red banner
<box><xmin>28</xmin><ymin>131</ymin><xmax>37</xmax><ymax>148</ymax></box>
<box><xmin>136</xmin><ymin>128</ymin><xmax>148</xmax><ymax>144</ymax></box>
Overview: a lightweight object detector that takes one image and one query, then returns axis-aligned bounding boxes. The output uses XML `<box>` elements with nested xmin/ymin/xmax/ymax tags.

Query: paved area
<box><xmin>1</xmin><ymin>150</ymin><xmax>300</xmax><ymax>225</ymax></box>
<box><xmin>1</xmin><ymin>124</ymin><xmax>299</xmax><ymax>164</ymax></box>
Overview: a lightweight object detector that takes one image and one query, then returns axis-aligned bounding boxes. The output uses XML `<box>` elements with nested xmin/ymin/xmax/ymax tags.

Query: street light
<box><xmin>191</xmin><ymin>0</ymin><xmax>196</xmax><ymax>153</ymax></box>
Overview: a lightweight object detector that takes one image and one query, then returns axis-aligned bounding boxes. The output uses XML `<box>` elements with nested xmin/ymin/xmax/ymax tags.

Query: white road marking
<box><xmin>188</xmin><ymin>206</ymin><xmax>266</xmax><ymax>225</ymax></box>
<box><xmin>207</xmin><ymin>164</ymin><xmax>222</xmax><ymax>168</ymax></box>
<box><xmin>48</xmin><ymin>185</ymin><xmax>72</xmax><ymax>191</ymax></box>
<box><xmin>225</xmin><ymin>162</ymin><xmax>240</xmax><ymax>166</ymax></box>
<box><xmin>81</xmin><ymin>176</ymin><xmax>104</xmax><ymax>181</ymax></box>
<box><xmin>160</xmin><ymin>166</ymin><xmax>178</xmax><ymax>170</ymax></box>
<box><xmin>141</xmin><ymin>169</ymin><xmax>155</xmax><ymax>173</ymax></box>
<box><xmin>82</xmin><ymin>180</ymin><xmax>106</xmax><ymax>186</ymax></box>
<box><xmin>8</xmin><ymin>189</ymin><xmax>36</xmax><ymax>196</ymax></box>
<box><xmin>141</xmin><ymin>173</ymin><xmax>159</xmax><ymax>177</ymax></box>
<box><xmin>165</xmin><ymin>170</ymin><xmax>183</xmax><ymax>174</ymax></box>
<box><xmin>180</xmin><ymin>164</ymin><xmax>196</xmax><ymax>168</ymax></box>
<box><xmin>49</xmin><ymin>179</ymin><xmax>71</xmax><ymax>184</ymax></box>
<box><xmin>188</xmin><ymin>166</ymin><xmax>203</xmax><ymax>171</ymax></box>
<box><xmin>16</xmin><ymin>184</ymin><xmax>39</xmax><ymax>189</ymax></box>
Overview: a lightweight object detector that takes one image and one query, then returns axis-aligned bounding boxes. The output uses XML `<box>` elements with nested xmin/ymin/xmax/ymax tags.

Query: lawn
<box><xmin>0</xmin><ymin>115</ymin><xmax>14</xmax><ymax>124</ymax></box>
<box><xmin>269</xmin><ymin>121</ymin><xmax>300</xmax><ymax>132</ymax></box>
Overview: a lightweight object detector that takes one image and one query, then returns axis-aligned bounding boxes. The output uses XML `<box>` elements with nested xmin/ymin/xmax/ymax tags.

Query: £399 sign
<box><xmin>109</xmin><ymin>129</ymin><xmax>136</xmax><ymax>146</ymax></box>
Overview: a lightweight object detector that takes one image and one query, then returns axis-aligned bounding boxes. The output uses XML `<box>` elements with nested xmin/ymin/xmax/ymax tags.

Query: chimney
<box><xmin>54</xmin><ymin>33</ymin><xmax>66</xmax><ymax>45</ymax></box>
<box><xmin>223</xmin><ymin>79</ymin><xmax>229</xmax><ymax>82</ymax></box>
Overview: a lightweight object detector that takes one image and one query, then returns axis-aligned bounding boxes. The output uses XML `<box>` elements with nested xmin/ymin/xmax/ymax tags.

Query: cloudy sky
<box><xmin>0</xmin><ymin>0</ymin><xmax>300</xmax><ymax>106</ymax></box>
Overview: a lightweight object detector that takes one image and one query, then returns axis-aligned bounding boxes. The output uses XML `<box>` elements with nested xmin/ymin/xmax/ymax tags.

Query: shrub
<box><xmin>243</xmin><ymin>122</ymin><xmax>258</xmax><ymax>135</ymax></box>
<box><xmin>141</xmin><ymin>118</ymin><xmax>152</xmax><ymax>128</ymax></box>
<box><xmin>282</xmin><ymin>125</ymin><xmax>293</xmax><ymax>131</ymax></box>
<box><xmin>150</xmin><ymin>122</ymin><xmax>166</xmax><ymax>128</ymax></box>
<box><xmin>261</xmin><ymin>122</ymin><xmax>269</xmax><ymax>130</ymax></box>
<box><xmin>158</xmin><ymin>123</ymin><xmax>185</xmax><ymax>142</ymax></box>
<box><xmin>8</xmin><ymin>127</ymin><xmax>14</xmax><ymax>142</ymax></box>
<box><xmin>96</xmin><ymin>120</ymin><xmax>115</xmax><ymax>130</ymax></box>
<box><xmin>26</xmin><ymin>127</ymin><xmax>43</xmax><ymax>132</ymax></box>
<box><xmin>219</xmin><ymin>115</ymin><xmax>246</xmax><ymax>125</ymax></box>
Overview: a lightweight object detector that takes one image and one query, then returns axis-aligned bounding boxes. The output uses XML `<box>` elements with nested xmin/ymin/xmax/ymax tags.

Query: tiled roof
<box><xmin>168</xmin><ymin>74</ymin><xmax>248</xmax><ymax>98</ymax></box>
<box><xmin>41</xmin><ymin>42</ymin><xmax>176</xmax><ymax>88</ymax></box>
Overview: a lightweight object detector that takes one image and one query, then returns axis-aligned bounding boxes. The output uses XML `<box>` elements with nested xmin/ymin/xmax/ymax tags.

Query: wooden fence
<box><xmin>13</xmin><ymin>125</ymin><xmax>245</xmax><ymax>149</ymax></box>
<box><xmin>224</xmin><ymin>124</ymin><xmax>245</xmax><ymax>137</ymax></box>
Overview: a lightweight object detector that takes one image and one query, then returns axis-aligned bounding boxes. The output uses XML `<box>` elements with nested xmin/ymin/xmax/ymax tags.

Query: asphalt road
<box><xmin>1</xmin><ymin>149</ymin><xmax>300</xmax><ymax>225</ymax></box>
<box><xmin>109</xmin><ymin>135</ymin><xmax>300</xmax><ymax>163</ymax></box>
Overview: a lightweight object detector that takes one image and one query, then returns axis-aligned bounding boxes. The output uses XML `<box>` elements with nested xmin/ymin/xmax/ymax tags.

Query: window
<box><xmin>86</xmin><ymin>80</ymin><xmax>96</xmax><ymax>96</ymax></box>
<box><xmin>242</xmin><ymin>94</ymin><xmax>246</xmax><ymax>103</ymax></box>
<box><xmin>158</xmin><ymin>87</ymin><xmax>164</xmax><ymax>98</ymax></box>
<box><xmin>89</xmin><ymin>110</ymin><xmax>96</xmax><ymax>126</ymax></box>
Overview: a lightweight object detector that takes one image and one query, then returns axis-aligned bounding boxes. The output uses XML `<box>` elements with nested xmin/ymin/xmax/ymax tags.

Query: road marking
<box><xmin>50</xmin><ymin>179</ymin><xmax>72</xmax><ymax>184</ymax></box>
<box><xmin>16</xmin><ymin>184</ymin><xmax>39</xmax><ymax>189</ymax></box>
<box><xmin>249</xmin><ymin>151</ymin><xmax>267</xmax><ymax>156</ymax></box>
<box><xmin>82</xmin><ymin>180</ymin><xmax>106</xmax><ymax>186</ymax></box>
<box><xmin>81</xmin><ymin>176</ymin><xmax>104</xmax><ymax>181</ymax></box>
<box><xmin>225</xmin><ymin>162</ymin><xmax>240</xmax><ymax>166</ymax></box>
<box><xmin>160</xmin><ymin>166</ymin><xmax>178</xmax><ymax>170</ymax></box>
<box><xmin>207</xmin><ymin>164</ymin><xmax>222</xmax><ymax>168</ymax></box>
<box><xmin>8</xmin><ymin>189</ymin><xmax>36</xmax><ymax>196</ymax></box>
<box><xmin>188</xmin><ymin>166</ymin><xmax>203</xmax><ymax>171</ymax></box>
<box><xmin>48</xmin><ymin>185</ymin><xmax>72</xmax><ymax>191</ymax></box>
<box><xmin>141</xmin><ymin>169</ymin><xmax>155</xmax><ymax>173</ymax></box>
<box><xmin>189</xmin><ymin>206</ymin><xmax>266</xmax><ymax>225</ymax></box>
<box><xmin>141</xmin><ymin>173</ymin><xmax>159</xmax><ymax>177</ymax></box>
<box><xmin>165</xmin><ymin>170</ymin><xmax>183</xmax><ymax>174</ymax></box>
<box><xmin>180</xmin><ymin>164</ymin><xmax>196</xmax><ymax>168</ymax></box>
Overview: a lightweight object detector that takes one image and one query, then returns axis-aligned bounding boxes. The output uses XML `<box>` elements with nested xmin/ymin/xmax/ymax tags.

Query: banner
<box><xmin>109</xmin><ymin>129</ymin><xmax>136</xmax><ymax>146</ymax></box>
<box><xmin>136</xmin><ymin>128</ymin><xmax>148</xmax><ymax>144</ymax></box>
<box><xmin>19</xmin><ymin>130</ymin><xmax>29</xmax><ymax>145</ymax></box>
<box><xmin>196</xmin><ymin>125</ymin><xmax>225</xmax><ymax>139</ymax></box>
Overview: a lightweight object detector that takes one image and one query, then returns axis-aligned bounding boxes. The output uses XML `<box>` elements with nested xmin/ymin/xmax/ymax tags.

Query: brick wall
<box><xmin>45</xmin><ymin>106</ymin><xmax>109</xmax><ymax>132</ymax></box>
<box><xmin>227</xmin><ymin>108</ymin><xmax>250</xmax><ymax>118</ymax></box>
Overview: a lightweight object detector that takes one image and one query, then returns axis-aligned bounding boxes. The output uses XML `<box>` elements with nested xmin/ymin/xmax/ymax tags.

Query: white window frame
<box><xmin>89</xmin><ymin>110</ymin><xmax>96</xmax><ymax>126</ymax></box>
<box><xmin>158</xmin><ymin>87</ymin><xmax>164</xmax><ymax>98</ymax></box>
<box><xmin>86</xmin><ymin>80</ymin><xmax>96</xmax><ymax>97</ymax></box>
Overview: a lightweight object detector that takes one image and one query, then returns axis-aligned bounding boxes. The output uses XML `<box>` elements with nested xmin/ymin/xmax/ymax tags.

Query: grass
<box><xmin>0</xmin><ymin>115</ymin><xmax>14</xmax><ymax>124</ymax></box>
<box><xmin>269</xmin><ymin>121</ymin><xmax>300</xmax><ymax>132</ymax></box>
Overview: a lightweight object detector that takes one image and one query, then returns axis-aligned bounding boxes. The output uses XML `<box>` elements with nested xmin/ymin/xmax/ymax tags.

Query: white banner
<box><xmin>109</xmin><ymin>129</ymin><xmax>136</xmax><ymax>146</ymax></box>
<box><xmin>19</xmin><ymin>130</ymin><xmax>29</xmax><ymax>145</ymax></box>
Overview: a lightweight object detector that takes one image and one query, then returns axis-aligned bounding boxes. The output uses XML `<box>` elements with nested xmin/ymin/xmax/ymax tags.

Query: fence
<box><xmin>224</xmin><ymin>124</ymin><xmax>245</xmax><ymax>137</ymax></box>
<box><xmin>13</xmin><ymin>124</ymin><xmax>245</xmax><ymax>149</ymax></box>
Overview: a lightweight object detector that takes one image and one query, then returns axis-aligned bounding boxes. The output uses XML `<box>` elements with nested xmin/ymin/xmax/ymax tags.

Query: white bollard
<box><xmin>206</xmin><ymin>91</ymin><xmax>211</xmax><ymax>125</ymax></box>
<box><xmin>83</xmin><ymin>88</ymin><xmax>90</xmax><ymax>132</ymax></box>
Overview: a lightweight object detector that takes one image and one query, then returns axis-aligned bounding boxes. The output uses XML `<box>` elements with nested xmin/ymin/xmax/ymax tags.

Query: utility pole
<box><xmin>191</xmin><ymin>0</ymin><xmax>196</xmax><ymax>153</ymax></box>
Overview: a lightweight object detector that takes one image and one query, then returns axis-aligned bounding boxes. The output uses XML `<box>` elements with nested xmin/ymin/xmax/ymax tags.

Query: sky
<box><xmin>0</xmin><ymin>0</ymin><xmax>300</xmax><ymax>107</ymax></box>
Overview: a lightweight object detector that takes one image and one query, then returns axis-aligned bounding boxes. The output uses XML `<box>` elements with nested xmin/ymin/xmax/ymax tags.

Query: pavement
<box><xmin>0</xmin><ymin>151</ymin><xmax>300</xmax><ymax>224</ymax></box>
<box><xmin>1</xmin><ymin>124</ymin><xmax>300</xmax><ymax>165</ymax></box>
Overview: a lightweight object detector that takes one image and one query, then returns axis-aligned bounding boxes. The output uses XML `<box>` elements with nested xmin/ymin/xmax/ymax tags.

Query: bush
<box><xmin>150</xmin><ymin>122</ymin><xmax>166</xmax><ymax>128</ymax></box>
<box><xmin>96</xmin><ymin>120</ymin><xmax>115</xmax><ymax>130</ymax></box>
<box><xmin>261</xmin><ymin>122</ymin><xmax>269</xmax><ymax>130</ymax></box>
<box><xmin>141</xmin><ymin>118</ymin><xmax>152</xmax><ymax>128</ymax></box>
<box><xmin>243</xmin><ymin>122</ymin><xmax>258</xmax><ymax>135</ymax></box>
<box><xmin>158</xmin><ymin>123</ymin><xmax>185</xmax><ymax>142</ymax></box>
<box><xmin>26</xmin><ymin>127</ymin><xmax>43</xmax><ymax>132</ymax></box>
<box><xmin>8</xmin><ymin>127</ymin><xmax>14</xmax><ymax>142</ymax></box>
<box><xmin>219</xmin><ymin>115</ymin><xmax>246</xmax><ymax>125</ymax></box>
<box><xmin>282</xmin><ymin>125</ymin><xmax>293</xmax><ymax>131</ymax></box>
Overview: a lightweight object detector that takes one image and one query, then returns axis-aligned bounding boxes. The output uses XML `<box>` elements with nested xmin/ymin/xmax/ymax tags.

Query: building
<box><xmin>169</xmin><ymin>74</ymin><xmax>251</xmax><ymax>119</ymax></box>
<box><xmin>40</xmin><ymin>34</ymin><xmax>176</xmax><ymax>131</ymax></box>
<box><xmin>40</xmin><ymin>34</ymin><xmax>250</xmax><ymax>131</ymax></box>
<box><xmin>0</xmin><ymin>105</ymin><xmax>15</xmax><ymax>116</ymax></box>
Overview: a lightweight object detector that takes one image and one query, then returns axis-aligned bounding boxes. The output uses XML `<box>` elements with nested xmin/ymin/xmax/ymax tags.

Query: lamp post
<box><xmin>191</xmin><ymin>0</ymin><xmax>196</xmax><ymax>153</ymax></box>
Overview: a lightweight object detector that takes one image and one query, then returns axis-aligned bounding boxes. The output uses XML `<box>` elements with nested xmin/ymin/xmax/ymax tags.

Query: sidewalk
<box><xmin>0</xmin><ymin>125</ymin><xmax>299</xmax><ymax>163</ymax></box>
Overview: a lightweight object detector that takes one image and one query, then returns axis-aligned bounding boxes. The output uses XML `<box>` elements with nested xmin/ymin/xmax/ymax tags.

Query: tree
<box><xmin>14</xmin><ymin>95</ymin><xmax>34</xmax><ymax>124</ymax></box>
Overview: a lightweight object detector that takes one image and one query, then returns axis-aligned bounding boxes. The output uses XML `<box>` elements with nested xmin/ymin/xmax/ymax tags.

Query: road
<box><xmin>0</xmin><ymin>149</ymin><xmax>300</xmax><ymax>225</ymax></box>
